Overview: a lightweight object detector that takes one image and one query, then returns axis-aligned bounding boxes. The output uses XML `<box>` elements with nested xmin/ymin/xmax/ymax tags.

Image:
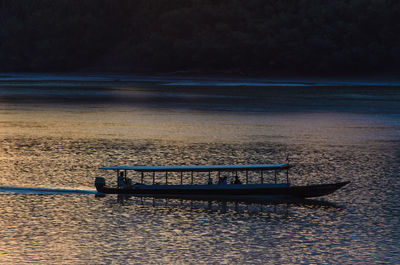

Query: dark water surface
<box><xmin>0</xmin><ymin>74</ymin><xmax>399</xmax><ymax>264</ymax></box>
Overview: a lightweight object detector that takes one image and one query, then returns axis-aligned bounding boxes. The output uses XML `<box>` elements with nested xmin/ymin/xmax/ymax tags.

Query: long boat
<box><xmin>95</xmin><ymin>163</ymin><xmax>350</xmax><ymax>199</ymax></box>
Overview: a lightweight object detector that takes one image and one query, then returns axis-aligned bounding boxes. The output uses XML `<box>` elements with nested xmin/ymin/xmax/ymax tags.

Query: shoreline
<box><xmin>1</xmin><ymin>72</ymin><xmax>400</xmax><ymax>87</ymax></box>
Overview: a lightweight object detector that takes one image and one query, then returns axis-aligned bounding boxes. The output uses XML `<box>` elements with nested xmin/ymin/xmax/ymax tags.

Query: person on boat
<box><xmin>220</xmin><ymin>176</ymin><xmax>227</xmax><ymax>185</ymax></box>
<box><xmin>118</xmin><ymin>172</ymin><xmax>127</xmax><ymax>188</ymax></box>
<box><xmin>234</xmin><ymin>175</ymin><xmax>242</xmax><ymax>185</ymax></box>
<box><xmin>207</xmin><ymin>177</ymin><xmax>213</xmax><ymax>185</ymax></box>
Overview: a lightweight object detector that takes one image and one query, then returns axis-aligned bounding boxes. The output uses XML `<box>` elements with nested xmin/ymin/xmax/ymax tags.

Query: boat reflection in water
<box><xmin>114</xmin><ymin>194</ymin><xmax>343</xmax><ymax>216</ymax></box>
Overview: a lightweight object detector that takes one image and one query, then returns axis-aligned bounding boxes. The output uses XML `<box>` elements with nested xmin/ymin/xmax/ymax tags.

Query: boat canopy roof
<box><xmin>100</xmin><ymin>163</ymin><xmax>290</xmax><ymax>172</ymax></box>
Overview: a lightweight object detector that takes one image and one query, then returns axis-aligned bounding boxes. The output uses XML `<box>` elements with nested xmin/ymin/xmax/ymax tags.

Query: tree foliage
<box><xmin>0</xmin><ymin>0</ymin><xmax>399</xmax><ymax>74</ymax></box>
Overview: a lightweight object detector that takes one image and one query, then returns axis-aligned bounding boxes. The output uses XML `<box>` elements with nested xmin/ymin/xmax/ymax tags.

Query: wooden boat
<box><xmin>95</xmin><ymin>163</ymin><xmax>349</xmax><ymax>199</ymax></box>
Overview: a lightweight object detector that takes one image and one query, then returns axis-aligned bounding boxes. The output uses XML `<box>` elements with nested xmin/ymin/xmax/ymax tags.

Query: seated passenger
<box><xmin>221</xmin><ymin>176</ymin><xmax>227</xmax><ymax>185</ymax></box>
<box><xmin>207</xmin><ymin>177</ymin><xmax>213</xmax><ymax>185</ymax></box>
<box><xmin>118</xmin><ymin>172</ymin><xmax>127</xmax><ymax>188</ymax></box>
<box><xmin>234</xmin><ymin>175</ymin><xmax>242</xmax><ymax>185</ymax></box>
<box><xmin>217</xmin><ymin>177</ymin><xmax>222</xmax><ymax>185</ymax></box>
<box><xmin>126</xmin><ymin>178</ymin><xmax>132</xmax><ymax>186</ymax></box>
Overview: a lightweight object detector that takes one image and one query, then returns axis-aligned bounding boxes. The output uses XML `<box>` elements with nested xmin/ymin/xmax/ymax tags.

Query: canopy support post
<box><xmin>165</xmin><ymin>171</ymin><xmax>168</xmax><ymax>185</ymax></box>
<box><xmin>286</xmin><ymin>169</ymin><xmax>289</xmax><ymax>184</ymax></box>
<box><xmin>246</xmin><ymin>170</ymin><xmax>248</xmax><ymax>184</ymax></box>
<box><xmin>235</xmin><ymin>171</ymin><xmax>238</xmax><ymax>184</ymax></box>
<box><xmin>191</xmin><ymin>171</ymin><xmax>193</xmax><ymax>184</ymax></box>
<box><xmin>152</xmin><ymin>172</ymin><xmax>155</xmax><ymax>185</ymax></box>
<box><xmin>180</xmin><ymin>172</ymin><xmax>183</xmax><ymax>185</ymax></box>
<box><xmin>261</xmin><ymin>171</ymin><xmax>263</xmax><ymax>184</ymax></box>
<box><xmin>141</xmin><ymin>172</ymin><xmax>144</xmax><ymax>184</ymax></box>
<box><xmin>275</xmin><ymin>170</ymin><xmax>277</xmax><ymax>184</ymax></box>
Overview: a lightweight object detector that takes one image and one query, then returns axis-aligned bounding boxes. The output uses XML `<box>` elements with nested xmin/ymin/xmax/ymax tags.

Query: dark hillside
<box><xmin>0</xmin><ymin>0</ymin><xmax>399</xmax><ymax>75</ymax></box>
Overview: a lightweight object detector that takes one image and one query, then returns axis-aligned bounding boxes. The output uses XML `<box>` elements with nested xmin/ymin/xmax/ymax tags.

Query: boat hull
<box><xmin>95</xmin><ymin>181</ymin><xmax>350</xmax><ymax>199</ymax></box>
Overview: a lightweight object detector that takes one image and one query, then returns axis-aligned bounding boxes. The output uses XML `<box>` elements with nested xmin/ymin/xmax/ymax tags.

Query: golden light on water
<box><xmin>1</xmin><ymin>79</ymin><xmax>400</xmax><ymax>263</ymax></box>
<box><xmin>1</xmin><ymin>104</ymin><xmax>391</xmax><ymax>144</ymax></box>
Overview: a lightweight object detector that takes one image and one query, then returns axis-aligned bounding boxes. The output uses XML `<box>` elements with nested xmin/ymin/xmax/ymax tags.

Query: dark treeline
<box><xmin>0</xmin><ymin>0</ymin><xmax>399</xmax><ymax>75</ymax></box>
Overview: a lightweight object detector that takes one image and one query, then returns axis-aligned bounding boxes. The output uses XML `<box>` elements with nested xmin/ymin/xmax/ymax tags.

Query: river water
<box><xmin>0</xmin><ymin>74</ymin><xmax>399</xmax><ymax>264</ymax></box>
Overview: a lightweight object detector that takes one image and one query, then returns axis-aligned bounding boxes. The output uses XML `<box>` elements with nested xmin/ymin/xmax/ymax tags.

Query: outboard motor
<box><xmin>95</xmin><ymin>177</ymin><xmax>106</xmax><ymax>191</ymax></box>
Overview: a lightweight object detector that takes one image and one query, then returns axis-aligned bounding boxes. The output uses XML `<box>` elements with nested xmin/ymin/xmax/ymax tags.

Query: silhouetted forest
<box><xmin>0</xmin><ymin>0</ymin><xmax>399</xmax><ymax>75</ymax></box>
